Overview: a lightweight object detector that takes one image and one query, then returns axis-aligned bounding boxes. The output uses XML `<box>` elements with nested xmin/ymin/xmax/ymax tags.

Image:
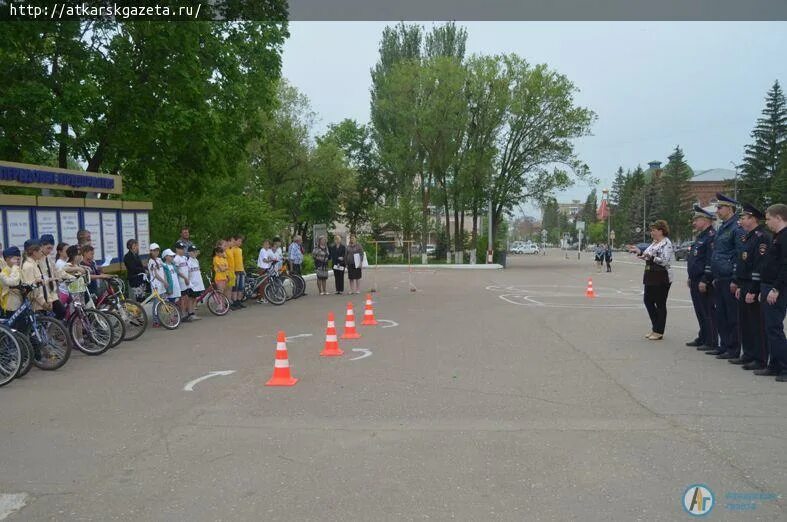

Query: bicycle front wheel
<box><xmin>291</xmin><ymin>274</ymin><xmax>306</xmax><ymax>298</ymax></box>
<box><xmin>206</xmin><ymin>291</ymin><xmax>231</xmax><ymax>316</ymax></box>
<box><xmin>154</xmin><ymin>300</ymin><xmax>181</xmax><ymax>330</ymax></box>
<box><xmin>13</xmin><ymin>331</ymin><xmax>33</xmax><ymax>378</ymax></box>
<box><xmin>264</xmin><ymin>282</ymin><xmax>286</xmax><ymax>305</ymax></box>
<box><xmin>0</xmin><ymin>326</ymin><xmax>21</xmax><ymax>387</ymax></box>
<box><xmin>120</xmin><ymin>301</ymin><xmax>148</xmax><ymax>340</ymax></box>
<box><xmin>103</xmin><ymin>310</ymin><xmax>125</xmax><ymax>348</ymax></box>
<box><xmin>30</xmin><ymin>316</ymin><xmax>71</xmax><ymax>370</ymax></box>
<box><xmin>69</xmin><ymin>310</ymin><xmax>113</xmax><ymax>355</ymax></box>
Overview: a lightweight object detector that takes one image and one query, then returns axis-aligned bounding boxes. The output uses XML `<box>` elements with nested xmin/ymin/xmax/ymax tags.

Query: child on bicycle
<box><xmin>147</xmin><ymin>243</ymin><xmax>168</xmax><ymax>298</ymax></box>
<box><xmin>58</xmin><ymin>245</ymin><xmax>86</xmax><ymax>305</ymax></box>
<box><xmin>212</xmin><ymin>245</ymin><xmax>230</xmax><ymax>299</ymax></box>
<box><xmin>21</xmin><ymin>240</ymin><xmax>48</xmax><ymax>312</ymax></box>
<box><xmin>0</xmin><ymin>246</ymin><xmax>23</xmax><ymax>316</ymax></box>
<box><xmin>186</xmin><ymin>245</ymin><xmax>204</xmax><ymax>321</ymax></box>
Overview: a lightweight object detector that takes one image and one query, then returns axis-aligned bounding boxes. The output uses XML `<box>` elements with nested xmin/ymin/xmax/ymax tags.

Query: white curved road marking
<box><xmin>0</xmin><ymin>493</ymin><xmax>28</xmax><ymax>520</ymax></box>
<box><xmin>377</xmin><ymin>319</ymin><xmax>399</xmax><ymax>328</ymax></box>
<box><xmin>350</xmin><ymin>348</ymin><xmax>373</xmax><ymax>361</ymax></box>
<box><xmin>184</xmin><ymin>370</ymin><xmax>236</xmax><ymax>391</ymax></box>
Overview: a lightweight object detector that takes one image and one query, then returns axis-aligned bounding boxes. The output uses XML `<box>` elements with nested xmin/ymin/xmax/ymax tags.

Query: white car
<box><xmin>512</xmin><ymin>244</ymin><xmax>539</xmax><ymax>255</ymax></box>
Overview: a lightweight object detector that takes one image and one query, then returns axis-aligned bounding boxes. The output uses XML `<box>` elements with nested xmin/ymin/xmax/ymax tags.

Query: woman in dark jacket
<box><xmin>123</xmin><ymin>239</ymin><xmax>147</xmax><ymax>301</ymax></box>
<box><xmin>328</xmin><ymin>234</ymin><xmax>346</xmax><ymax>295</ymax></box>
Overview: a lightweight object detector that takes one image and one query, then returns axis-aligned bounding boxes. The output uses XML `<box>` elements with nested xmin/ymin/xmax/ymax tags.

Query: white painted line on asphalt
<box><xmin>350</xmin><ymin>348</ymin><xmax>373</xmax><ymax>361</ymax></box>
<box><xmin>377</xmin><ymin>319</ymin><xmax>399</xmax><ymax>328</ymax></box>
<box><xmin>0</xmin><ymin>493</ymin><xmax>28</xmax><ymax>520</ymax></box>
<box><xmin>183</xmin><ymin>370</ymin><xmax>236</xmax><ymax>391</ymax></box>
<box><xmin>285</xmin><ymin>334</ymin><xmax>313</xmax><ymax>342</ymax></box>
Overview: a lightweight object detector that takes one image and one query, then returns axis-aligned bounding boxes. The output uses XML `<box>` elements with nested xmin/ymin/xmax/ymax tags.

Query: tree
<box><xmin>488</xmin><ymin>55</ymin><xmax>596</xmax><ymax>249</ymax></box>
<box><xmin>658</xmin><ymin>146</ymin><xmax>694</xmax><ymax>241</ymax></box>
<box><xmin>739</xmin><ymin>80</ymin><xmax>787</xmax><ymax>208</ymax></box>
<box><xmin>578</xmin><ymin>188</ymin><xmax>598</xmax><ymax>225</ymax></box>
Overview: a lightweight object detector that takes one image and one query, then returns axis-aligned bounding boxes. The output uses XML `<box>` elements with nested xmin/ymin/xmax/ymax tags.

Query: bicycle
<box><xmin>140</xmin><ymin>280</ymin><xmax>181</xmax><ymax>329</ymax></box>
<box><xmin>280</xmin><ymin>257</ymin><xmax>306</xmax><ymax>299</ymax></box>
<box><xmin>243</xmin><ymin>265</ymin><xmax>286</xmax><ymax>305</ymax></box>
<box><xmin>194</xmin><ymin>273</ymin><xmax>231</xmax><ymax>316</ymax></box>
<box><xmin>1</xmin><ymin>283</ymin><xmax>71</xmax><ymax>371</ymax></box>
<box><xmin>0</xmin><ymin>323</ymin><xmax>22</xmax><ymax>387</ymax></box>
<box><xmin>63</xmin><ymin>275</ymin><xmax>114</xmax><ymax>356</ymax></box>
<box><xmin>91</xmin><ymin>276</ymin><xmax>147</xmax><ymax>341</ymax></box>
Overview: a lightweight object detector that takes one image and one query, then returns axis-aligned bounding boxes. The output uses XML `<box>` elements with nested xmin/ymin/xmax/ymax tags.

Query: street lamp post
<box><xmin>730</xmin><ymin>161</ymin><xmax>739</xmax><ymax>202</ymax></box>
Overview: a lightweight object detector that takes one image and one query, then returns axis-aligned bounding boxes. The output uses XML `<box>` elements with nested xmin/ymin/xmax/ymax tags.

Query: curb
<box><xmin>366</xmin><ymin>264</ymin><xmax>503</xmax><ymax>270</ymax></box>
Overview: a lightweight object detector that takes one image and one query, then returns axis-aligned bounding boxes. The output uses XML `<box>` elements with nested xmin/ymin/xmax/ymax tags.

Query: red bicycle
<box><xmin>194</xmin><ymin>272</ymin><xmax>231</xmax><ymax>316</ymax></box>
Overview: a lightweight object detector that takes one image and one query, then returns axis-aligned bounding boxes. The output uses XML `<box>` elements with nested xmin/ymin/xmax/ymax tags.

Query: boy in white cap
<box><xmin>186</xmin><ymin>245</ymin><xmax>204</xmax><ymax>320</ymax></box>
<box><xmin>161</xmin><ymin>249</ymin><xmax>182</xmax><ymax>306</ymax></box>
<box><xmin>174</xmin><ymin>242</ymin><xmax>192</xmax><ymax>320</ymax></box>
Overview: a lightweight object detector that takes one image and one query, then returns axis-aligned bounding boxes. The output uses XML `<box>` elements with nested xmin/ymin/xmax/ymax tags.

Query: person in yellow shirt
<box><xmin>212</xmin><ymin>245</ymin><xmax>231</xmax><ymax>299</ymax></box>
<box><xmin>0</xmin><ymin>247</ymin><xmax>23</xmax><ymax>315</ymax></box>
<box><xmin>21</xmin><ymin>240</ymin><xmax>48</xmax><ymax>312</ymax></box>
<box><xmin>230</xmin><ymin>234</ymin><xmax>246</xmax><ymax>309</ymax></box>
<box><xmin>223</xmin><ymin>237</ymin><xmax>236</xmax><ymax>301</ymax></box>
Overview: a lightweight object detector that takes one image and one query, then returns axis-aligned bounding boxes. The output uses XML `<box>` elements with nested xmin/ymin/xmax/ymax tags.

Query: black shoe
<box><xmin>716</xmin><ymin>352</ymin><xmax>737</xmax><ymax>360</ymax></box>
<box><xmin>696</xmin><ymin>345</ymin><xmax>715</xmax><ymax>351</ymax></box>
<box><xmin>706</xmin><ymin>350</ymin><xmax>725</xmax><ymax>356</ymax></box>
<box><xmin>775</xmin><ymin>373</ymin><xmax>787</xmax><ymax>382</ymax></box>
<box><xmin>236</xmin><ymin>302</ymin><xmax>246</xmax><ymax>309</ymax></box>
<box><xmin>742</xmin><ymin>361</ymin><xmax>765</xmax><ymax>371</ymax></box>
<box><xmin>753</xmin><ymin>367</ymin><xmax>781</xmax><ymax>376</ymax></box>
<box><xmin>728</xmin><ymin>357</ymin><xmax>752</xmax><ymax>365</ymax></box>
<box><xmin>685</xmin><ymin>339</ymin><xmax>703</xmax><ymax>347</ymax></box>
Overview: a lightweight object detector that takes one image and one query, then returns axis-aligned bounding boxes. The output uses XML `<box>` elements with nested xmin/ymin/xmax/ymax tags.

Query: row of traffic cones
<box><xmin>266</xmin><ymin>295</ymin><xmax>379</xmax><ymax>386</ymax></box>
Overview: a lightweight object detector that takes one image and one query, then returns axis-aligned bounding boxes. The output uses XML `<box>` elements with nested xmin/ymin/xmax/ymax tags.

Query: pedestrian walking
<box><xmin>730</xmin><ymin>203</ymin><xmax>771</xmax><ymax>370</ymax></box>
<box><xmin>345</xmin><ymin>234</ymin><xmax>364</xmax><ymax>295</ymax></box>
<box><xmin>312</xmin><ymin>236</ymin><xmax>331</xmax><ymax>295</ymax></box>
<box><xmin>685</xmin><ymin>205</ymin><xmax>718</xmax><ymax>352</ymax></box>
<box><xmin>757</xmin><ymin>203</ymin><xmax>787</xmax><ymax>381</ymax></box>
<box><xmin>604</xmin><ymin>244</ymin><xmax>613</xmax><ymax>272</ymax></box>
<box><xmin>627</xmin><ymin>220</ymin><xmax>674</xmax><ymax>340</ymax></box>
<box><xmin>328</xmin><ymin>234</ymin><xmax>346</xmax><ymax>295</ymax></box>
<box><xmin>707</xmin><ymin>193</ymin><xmax>745</xmax><ymax>359</ymax></box>
<box><xmin>594</xmin><ymin>243</ymin><xmax>604</xmax><ymax>272</ymax></box>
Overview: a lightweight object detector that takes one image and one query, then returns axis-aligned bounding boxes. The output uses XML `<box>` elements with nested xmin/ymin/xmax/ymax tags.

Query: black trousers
<box><xmin>761</xmin><ymin>284</ymin><xmax>787</xmax><ymax>371</ymax></box>
<box><xmin>644</xmin><ymin>283</ymin><xmax>671</xmax><ymax>334</ymax></box>
<box><xmin>714</xmin><ymin>277</ymin><xmax>740</xmax><ymax>356</ymax></box>
<box><xmin>291</xmin><ymin>263</ymin><xmax>302</xmax><ymax>276</ymax></box>
<box><xmin>333</xmin><ymin>269</ymin><xmax>345</xmax><ymax>293</ymax></box>
<box><xmin>739</xmin><ymin>297</ymin><xmax>766</xmax><ymax>364</ymax></box>
<box><xmin>689</xmin><ymin>279</ymin><xmax>717</xmax><ymax>348</ymax></box>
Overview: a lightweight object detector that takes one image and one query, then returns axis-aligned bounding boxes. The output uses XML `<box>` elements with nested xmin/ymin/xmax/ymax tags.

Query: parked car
<box><xmin>425</xmin><ymin>244</ymin><xmax>436</xmax><ymax>256</ymax></box>
<box><xmin>674</xmin><ymin>241</ymin><xmax>692</xmax><ymax>261</ymax></box>
<box><xmin>514</xmin><ymin>243</ymin><xmax>539</xmax><ymax>255</ymax></box>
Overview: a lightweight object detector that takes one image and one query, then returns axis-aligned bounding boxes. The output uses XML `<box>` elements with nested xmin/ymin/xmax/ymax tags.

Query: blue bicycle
<box><xmin>1</xmin><ymin>284</ymin><xmax>71</xmax><ymax>371</ymax></box>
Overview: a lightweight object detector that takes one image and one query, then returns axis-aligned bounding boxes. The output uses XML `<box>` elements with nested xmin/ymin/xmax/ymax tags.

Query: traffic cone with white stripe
<box><xmin>585</xmin><ymin>278</ymin><xmax>597</xmax><ymax>299</ymax></box>
<box><xmin>320</xmin><ymin>312</ymin><xmax>344</xmax><ymax>357</ymax></box>
<box><xmin>341</xmin><ymin>302</ymin><xmax>361</xmax><ymax>340</ymax></box>
<box><xmin>361</xmin><ymin>294</ymin><xmax>379</xmax><ymax>326</ymax></box>
<box><xmin>265</xmin><ymin>331</ymin><xmax>298</xmax><ymax>386</ymax></box>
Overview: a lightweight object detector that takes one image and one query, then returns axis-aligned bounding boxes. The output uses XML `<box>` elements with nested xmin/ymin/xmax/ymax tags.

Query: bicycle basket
<box><xmin>67</xmin><ymin>278</ymin><xmax>88</xmax><ymax>295</ymax></box>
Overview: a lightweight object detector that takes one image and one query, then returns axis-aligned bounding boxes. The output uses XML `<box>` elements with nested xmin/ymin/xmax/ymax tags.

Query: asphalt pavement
<box><xmin>1</xmin><ymin>251</ymin><xmax>785</xmax><ymax>521</ymax></box>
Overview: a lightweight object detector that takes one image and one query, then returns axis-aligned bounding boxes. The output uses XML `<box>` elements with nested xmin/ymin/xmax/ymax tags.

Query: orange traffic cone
<box><xmin>341</xmin><ymin>302</ymin><xmax>361</xmax><ymax>340</ymax></box>
<box><xmin>320</xmin><ymin>312</ymin><xmax>344</xmax><ymax>357</ymax></box>
<box><xmin>265</xmin><ymin>331</ymin><xmax>298</xmax><ymax>386</ymax></box>
<box><xmin>585</xmin><ymin>278</ymin><xmax>597</xmax><ymax>299</ymax></box>
<box><xmin>361</xmin><ymin>294</ymin><xmax>379</xmax><ymax>326</ymax></box>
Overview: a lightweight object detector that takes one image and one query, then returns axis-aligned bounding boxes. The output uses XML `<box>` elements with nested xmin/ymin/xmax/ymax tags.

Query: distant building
<box><xmin>557</xmin><ymin>200</ymin><xmax>584</xmax><ymax>219</ymax></box>
<box><xmin>689</xmin><ymin>168</ymin><xmax>734</xmax><ymax>207</ymax></box>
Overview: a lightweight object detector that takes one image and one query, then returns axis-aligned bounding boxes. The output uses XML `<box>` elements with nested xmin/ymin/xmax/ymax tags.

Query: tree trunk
<box><xmin>444</xmin><ymin>196</ymin><xmax>451</xmax><ymax>252</ymax></box>
<box><xmin>460</xmin><ymin>210</ymin><xmax>465</xmax><ymax>250</ymax></box>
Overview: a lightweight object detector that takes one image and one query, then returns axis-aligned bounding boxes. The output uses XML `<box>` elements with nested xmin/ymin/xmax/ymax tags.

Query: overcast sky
<box><xmin>282</xmin><ymin>22</ymin><xmax>787</xmax><ymax>217</ymax></box>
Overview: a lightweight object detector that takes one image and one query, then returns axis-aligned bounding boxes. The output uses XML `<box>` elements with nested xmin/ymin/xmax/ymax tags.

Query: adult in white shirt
<box><xmin>627</xmin><ymin>219</ymin><xmax>674</xmax><ymax>340</ymax></box>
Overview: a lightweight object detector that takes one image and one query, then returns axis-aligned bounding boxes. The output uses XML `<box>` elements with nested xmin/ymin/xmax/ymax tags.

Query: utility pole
<box><xmin>487</xmin><ymin>197</ymin><xmax>493</xmax><ymax>263</ymax></box>
<box><xmin>642</xmin><ymin>185</ymin><xmax>647</xmax><ymax>243</ymax></box>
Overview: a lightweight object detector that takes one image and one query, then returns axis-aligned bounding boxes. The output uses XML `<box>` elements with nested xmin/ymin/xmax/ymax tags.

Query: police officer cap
<box><xmin>741</xmin><ymin>202</ymin><xmax>765</xmax><ymax>220</ymax></box>
<box><xmin>23</xmin><ymin>239</ymin><xmax>41</xmax><ymax>250</ymax></box>
<box><xmin>715</xmin><ymin>193</ymin><xmax>738</xmax><ymax>208</ymax></box>
<box><xmin>2</xmin><ymin>246</ymin><xmax>20</xmax><ymax>258</ymax></box>
<box><xmin>692</xmin><ymin>204</ymin><xmax>715</xmax><ymax>220</ymax></box>
<box><xmin>39</xmin><ymin>234</ymin><xmax>55</xmax><ymax>245</ymax></box>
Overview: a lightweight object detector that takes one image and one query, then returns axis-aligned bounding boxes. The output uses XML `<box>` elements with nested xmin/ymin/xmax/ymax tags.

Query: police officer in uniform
<box><xmin>685</xmin><ymin>205</ymin><xmax>717</xmax><ymax>351</ymax></box>
<box><xmin>729</xmin><ymin>203</ymin><xmax>770</xmax><ymax>370</ymax></box>
<box><xmin>757</xmin><ymin>203</ymin><xmax>787</xmax><ymax>381</ymax></box>
<box><xmin>707</xmin><ymin>193</ymin><xmax>745</xmax><ymax>359</ymax></box>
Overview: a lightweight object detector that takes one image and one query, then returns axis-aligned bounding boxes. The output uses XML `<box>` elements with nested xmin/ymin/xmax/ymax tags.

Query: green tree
<box><xmin>578</xmin><ymin>188</ymin><xmax>599</xmax><ymax>225</ymax></box>
<box><xmin>740</xmin><ymin>80</ymin><xmax>787</xmax><ymax>207</ymax></box>
<box><xmin>658</xmin><ymin>146</ymin><xmax>694</xmax><ymax>241</ymax></box>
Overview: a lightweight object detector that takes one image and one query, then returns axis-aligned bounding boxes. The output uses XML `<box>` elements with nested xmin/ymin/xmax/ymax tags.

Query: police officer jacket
<box><xmin>710</xmin><ymin>216</ymin><xmax>744</xmax><ymax>279</ymax></box>
<box><xmin>687</xmin><ymin>226</ymin><xmax>715</xmax><ymax>282</ymax></box>
<box><xmin>760</xmin><ymin>227</ymin><xmax>787</xmax><ymax>293</ymax></box>
<box><xmin>733</xmin><ymin>225</ymin><xmax>771</xmax><ymax>297</ymax></box>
